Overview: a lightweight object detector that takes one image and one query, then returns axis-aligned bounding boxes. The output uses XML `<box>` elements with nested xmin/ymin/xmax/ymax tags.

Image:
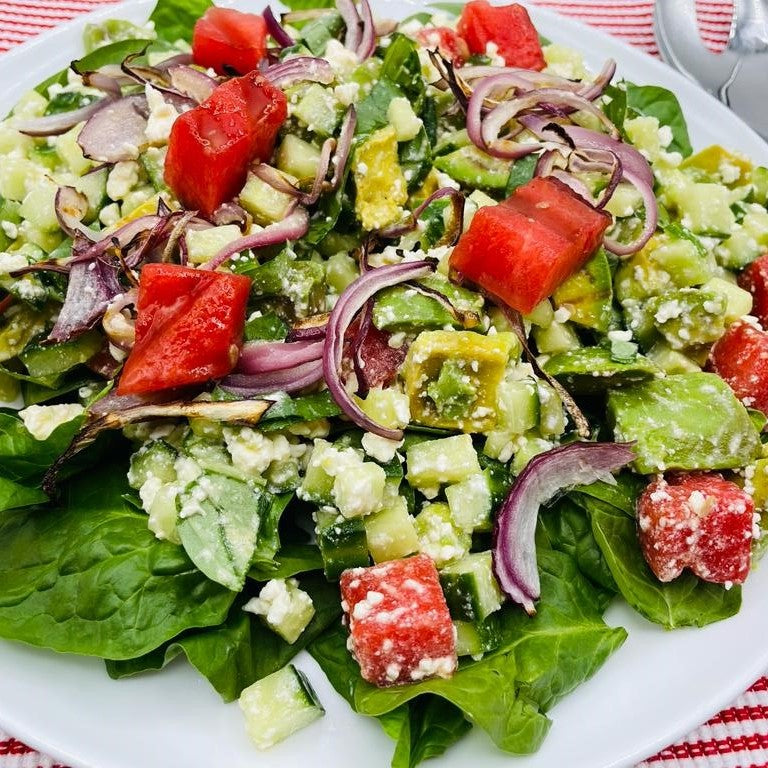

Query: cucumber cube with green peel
<box><xmin>646</xmin><ymin>287</ymin><xmax>726</xmax><ymax>350</ymax></box>
<box><xmin>552</xmin><ymin>249</ymin><xmax>614</xmax><ymax>333</ymax></box>
<box><xmin>239</xmin><ymin>171</ymin><xmax>297</xmax><ymax>225</ymax></box>
<box><xmin>454</xmin><ymin>616</ymin><xmax>502</xmax><ymax>657</ymax></box>
<box><xmin>702</xmin><ymin>277</ymin><xmax>753</xmax><ymax>323</ymax></box>
<box><xmin>276</xmin><ymin>134</ymin><xmax>322</xmax><ymax>184</ymax></box>
<box><xmin>607</xmin><ymin>372</ymin><xmax>762</xmax><ymax>473</ymax></box>
<box><xmin>128</xmin><ymin>440</ymin><xmax>178</xmax><ymax>489</ymax></box>
<box><xmin>186</xmin><ymin>225</ymin><xmax>243</xmax><ymax>265</ymax></box>
<box><xmin>364</xmin><ymin>496</ymin><xmax>420</xmax><ymax>562</ymax></box>
<box><xmin>433</xmin><ymin>145</ymin><xmax>512</xmax><ymax>191</ymax></box>
<box><xmin>316</xmin><ymin>510</ymin><xmax>370</xmax><ymax>580</ymax></box>
<box><xmin>239</xmin><ymin>664</ymin><xmax>324</xmax><ymax>750</ymax></box>
<box><xmin>244</xmin><ymin>578</ymin><xmax>316</xmax><ymax>644</ymax></box>
<box><xmin>439</xmin><ymin>551</ymin><xmax>503</xmax><ymax>622</ymax></box>
<box><xmin>294</xmin><ymin>83</ymin><xmax>342</xmax><ymax>137</ymax></box>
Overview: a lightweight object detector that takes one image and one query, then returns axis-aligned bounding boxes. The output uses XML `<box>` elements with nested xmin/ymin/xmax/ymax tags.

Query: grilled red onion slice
<box><xmin>323</xmin><ymin>260</ymin><xmax>435</xmax><ymax>439</ymax></box>
<box><xmin>55</xmin><ymin>186</ymin><xmax>97</xmax><ymax>241</ymax></box>
<box><xmin>356</xmin><ymin>0</ymin><xmax>376</xmax><ymax>60</ymax></box>
<box><xmin>221</xmin><ymin>359</ymin><xmax>325</xmax><ymax>396</ymax></box>
<box><xmin>203</xmin><ymin>207</ymin><xmax>310</xmax><ymax>270</ymax></box>
<box><xmin>48</xmin><ymin>259</ymin><xmax>123</xmax><ymax>343</ymax></box>
<box><xmin>263</xmin><ymin>56</ymin><xmax>334</xmax><ymax>88</ymax></box>
<box><xmin>167</xmin><ymin>65</ymin><xmax>217</xmax><ymax>103</ymax></box>
<box><xmin>253</xmin><ymin>163</ymin><xmax>301</xmax><ymax>197</ymax></box>
<box><xmin>264</xmin><ymin>5</ymin><xmax>295</xmax><ymax>48</ymax></box>
<box><xmin>15</xmin><ymin>97</ymin><xmax>112</xmax><ymax>137</ymax></box>
<box><xmin>493</xmin><ymin>442</ymin><xmax>635</xmax><ymax>614</ymax></box>
<box><xmin>338</xmin><ymin>0</ymin><xmax>362</xmax><ymax>50</ymax></box>
<box><xmin>301</xmin><ymin>138</ymin><xmax>335</xmax><ymax>206</ymax></box>
<box><xmin>77</xmin><ymin>95</ymin><xmax>148</xmax><ymax>163</ymax></box>
<box><xmin>287</xmin><ymin>316</ymin><xmax>329</xmax><ymax>342</ymax></box>
<box><xmin>238</xmin><ymin>339</ymin><xmax>325</xmax><ymax>374</ymax></box>
<box><xmin>578</xmin><ymin>58</ymin><xmax>617</xmax><ymax>101</ymax></box>
<box><xmin>80</xmin><ymin>70</ymin><xmax>124</xmax><ymax>99</ymax></box>
<box><xmin>71</xmin><ymin>214</ymin><xmax>163</xmax><ymax>265</ymax></box>
<box><xmin>212</xmin><ymin>201</ymin><xmax>251</xmax><ymax>229</ymax></box>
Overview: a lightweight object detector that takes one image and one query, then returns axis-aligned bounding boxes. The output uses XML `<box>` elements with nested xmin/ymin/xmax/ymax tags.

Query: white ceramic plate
<box><xmin>1</xmin><ymin>3</ymin><xmax>768</xmax><ymax>768</ymax></box>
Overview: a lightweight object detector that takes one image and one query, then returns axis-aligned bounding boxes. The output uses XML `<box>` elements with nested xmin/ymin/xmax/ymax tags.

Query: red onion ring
<box><xmin>603</xmin><ymin>167</ymin><xmax>658</xmax><ymax>256</ymax></box>
<box><xmin>166</xmin><ymin>65</ymin><xmax>217</xmax><ymax>104</ymax></box>
<box><xmin>330</xmin><ymin>106</ymin><xmax>356</xmax><ymax>190</ymax></box>
<box><xmin>237</xmin><ymin>339</ymin><xmax>325</xmax><ymax>374</ymax></box>
<box><xmin>264</xmin><ymin>5</ymin><xmax>295</xmax><ymax>48</ymax></box>
<box><xmin>263</xmin><ymin>57</ymin><xmax>335</xmax><ymax>88</ymax></box>
<box><xmin>493</xmin><ymin>441</ymin><xmax>635</xmax><ymax>613</ymax></box>
<box><xmin>221</xmin><ymin>359</ymin><xmax>325</xmax><ymax>397</ymax></box>
<box><xmin>300</xmin><ymin>137</ymin><xmax>335</xmax><ymax>206</ymax></box>
<box><xmin>378</xmin><ymin>187</ymin><xmax>465</xmax><ymax>239</ymax></box>
<box><xmin>338</xmin><ymin>0</ymin><xmax>362</xmax><ymax>50</ymax></box>
<box><xmin>77</xmin><ymin>94</ymin><xmax>148</xmax><ymax>163</ymax></box>
<box><xmin>323</xmin><ymin>260</ymin><xmax>435</xmax><ymax>439</ymax></box>
<box><xmin>203</xmin><ymin>207</ymin><xmax>310</xmax><ymax>271</ymax></box>
<box><xmin>356</xmin><ymin>0</ymin><xmax>376</xmax><ymax>60</ymax></box>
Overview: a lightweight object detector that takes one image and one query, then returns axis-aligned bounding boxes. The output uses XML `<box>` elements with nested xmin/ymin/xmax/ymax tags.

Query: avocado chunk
<box><xmin>645</xmin><ymin>287</ymin><xmax>726</xmax><ymax>350</ymax></box>
<box><xmin>607</xmin><ymin>372</ymin><xmax>762</xmax><ymax>473</ymax></box>
<box><xmin>543</xmin><ymin>346</ymin><xmax>660</xmax><ymax>394</ymax></box>
<box><xmin>433</xmin><ymin>145</ymin><xmax>512</xmax><ymax>191</ymax></box>
<box><xmin>373</xmin><ymin>275</ymin><xmax>484</xmax><ymax>332</ymax></box>
<box><xmin>247</xmin><ymin>251</ymin><xmax>325</xmax><ymax>319</ymax></box>
<box><xmin>553</xmin><ymin>249</ymin><xmax>613</xmax><ymax>333</ymax></box>
<box><xmin>403</xmin><ymin>330</ymin><xmax>516</xmax><ymax>432</ymax></box>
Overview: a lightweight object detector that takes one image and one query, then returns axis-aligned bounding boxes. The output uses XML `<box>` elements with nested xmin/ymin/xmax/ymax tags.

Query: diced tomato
<box><xmin>637</xmin><ymin>473</ymin><xmax>754</xmax><ymax>584</ymax></box>
<box><xmin>708</xmin><ymin>320</ymin><xmax>768</xmax><ymax>414</ymax></box>
<box><xmin>415</xmin><ymin>27</ymin><xmax>470</xmax><ymax>66</ymax></box>
<box><xmin>450</xmin><ymin>176</ymin><xmax>610</xmax><ymax>314</ymax></box>
<box><xmin>117</xmin><ymin>264</ymin><xmax>251</xmax><ymax>395</ymax></box>
<box><xmin>192</xmin><ymin>7</ymin><xmax>267</xmax><ymax>76</ymax></box>
<box><xmin>164</xmin><ymin>72</ymin><xmax>287</xmax><ymax>218</ymax></box>
<box><xmin>738</xmin><ymin>253</ymin><xmax>768</xmax><ymax>327</ymax></box>
<box><xmin>457</xmin><ymin>0</ymin><xmax>545</xmax><ymax>70</ymax></box>
<box><xmin>339</xmin><ymin>554</ymin><xmax>457</xmax><ymax>687</ymax></box>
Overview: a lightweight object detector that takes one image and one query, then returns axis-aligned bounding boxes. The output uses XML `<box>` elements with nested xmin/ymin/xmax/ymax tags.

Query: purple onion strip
<box><xmin>338</xmin><ymin>0</ymin><xmax>362</xmax><ymax>50</ymax></box>
<box><xmin>237</xmin><ymin>339</ymin><xmax>325</xmax><ymax>375</ymax></box>
<box><xmin>356</xmin><ymin>0</ymin><xmax>376</xmax><ymax>60</ymax></box>
<box><xmin>264</xmin><ymin>5</ymin><xmax>295</xmax><ymax>48</ymax></box>
<box><xmin>323</xmin><ymin>260</ymin><xmax>435</xmax><ymax>440</ymax></box>
<box><xmin>493</xmin><ymin>442</ymin><xmax>635</xmax><ymax>613</ymax></box>
<box><xmin>221</xmin><ymin>359</ymin><xmax>324</xmax><ymax>397</ymax></box>
<box><xmin>14</xmin><ymin>97</ymin><xmax>112</xmax><ymax>137</ymax></box>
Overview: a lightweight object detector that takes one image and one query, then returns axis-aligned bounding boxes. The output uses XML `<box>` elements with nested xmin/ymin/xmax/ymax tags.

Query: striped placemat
<box><xmin>0</xmin><ymin>2</ymin><xmax>766</xmax><ymax>768</ymax></box>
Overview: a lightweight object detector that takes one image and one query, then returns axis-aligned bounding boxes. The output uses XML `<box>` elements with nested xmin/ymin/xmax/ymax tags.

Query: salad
<box><xmin>0</xmin><ymin>0</ymin><xmax>767</xmax><ymax>764</ymax></box>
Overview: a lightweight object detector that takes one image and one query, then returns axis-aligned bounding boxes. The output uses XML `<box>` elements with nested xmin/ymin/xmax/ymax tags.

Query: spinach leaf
<box><xmin>259</xmin><ymin>391</ymin><xmax>341</xmax><ymax>431</ymax></box>
<box><xmin>249</xmin><ymin>491</ymin><xmax>293</xmax><ymax>571</ymax></box>
<box><xmin>177</xmin><ymin>473</ymin><xmax>270</xmax><ymax>591</ymax></box>
<box><xmin>0</xmin><ymin>475</ymin><xmax>47</xmax><ymax>514</ymax></box>
<box><xmin>0</xmin><ymin>466</ymin><xmax>234</xmax><ymax>659</ymax></box>
<box><xmin>586</xmin><ymin>498</ymin><xmax>741</xmax><ymax>628</ymax></box>
<box><xmin>602</xmin><ymin>84</ymin><xmax>627</xmax><ymax>129</ymax></box>
<box><xmin>248</xmin><ymin>542</ymin><xmax>323</xmax><ymax>581</ymax></box>
<box><xmin>505</xmin><ymin>155</ymin><xmax>538</xmax><ymax>196</ymax></box>
<box><xmin>390</xmin><ymin>697</ymin><xmax>472</xmax><ymax>768</ymax></box>
<box><xmin>149</xmin><ymin>0</ymin><xmax>212</xmax><ymax>44</ymax></box>
<box><xmin>300</xmin><ymin>12</ymin><xmax>344</xmax><ymax>56</ymax></box>
<box><xmin>282</xmin><ymin>0</ymin><xmax>335</xmax><ymax>10</ymax></box>
<box><xmin>380</xmin><ymin>34</ymin><xmax>425</xmax><ymax>112</ymax></box>
<box><xmin>357</xmin><ymin>80</ymin><xmax>403</xmax><ymax>135</ymax></box>
<box><xmin>538</xmin><ymin>499</ymin><xmax>617</xmax><ymax>600</ymax></box>
<box><xmin>306</xmin><ymin>178</ymin><xmax>346</xmax><ymax>245</ymax></box>
<box><xmin>399</xmin><ymin>127</ymin><xmax>433</xmax><ymax>193</ymax></box>
<box><xmin>0</xmin><ymin>410</ymin><xmax>83</xmax><ymax>482</ymax></box>
<box><xmin>625</xmin><ymin>83</ymin><xmax>692</xmax><ymax>158</ymax></box>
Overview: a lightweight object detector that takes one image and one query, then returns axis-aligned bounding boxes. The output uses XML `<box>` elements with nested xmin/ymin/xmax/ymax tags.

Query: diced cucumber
<box><xmin>645</xmin><ymin>341</ymin><xmax>701</xmax><ymax>374</ymax></box>
<box><xmin>495</xmin><ymin>379</ymin><xmax>539</xmax><ymax>436</ymax></box>
<box><xmin>186</xmin><ymin>225</ymin><xmax>243</xmax><ymax>265</ymax></box>
<box><xmin>537</xmin><ymin>381</ymin><xmax>566</xmax><ymax>437</ymax></box>
<box><xmin>646</xmin><ymin>287</ymin><xmax>726</xmax><ymax>350</ymax></box>
<box><xmin>140</xmin><ymin>146</ymin><xmax>168</xmax><ymax>192</ymax></box>
<box><xmin>454</xmin><ymin>617</ymin><xmax>501</xmax><ymax>657</ymax></box>
<box><xmin>439</xmin><ymin>551</ymin><xmax>503</xmax><ymax>622</ymax></box>
<box><xmin>244</xmin><ymin>578</ymin><xmax>316</xmax><ymax>644</ymax></box>
<box><xmin>239</xmin><ymin>664</ymin><xmax>324</xmax><ymax>750</ymax></box>
<box><xmin>415</xmin><ymin>502</ymin><xmax>471</xmax><ymax>567</ymax></box>
<box><xmin>406</xmin><ymin>434</ymin><xmax>481</xmax><ymax>492</ymax></box>
<box><xmin>511</xmin><ymin>435</ymin><xmax>554</xmax><ymax>476</ymax></box>
<box><xmin>20</xmin><ymin>178</ymin><xmax>59</xmax><ymax>232</ymax></box>
<box><xmin>276</xmin><ymin>135</ymin><xmax>322</xmax><ymax>184</ymax></box>
<box><xmin>147</xmin><ymin>482</ymin><xmax>181</xmax><ymax>544</ymax></box>
<box><xmin>298</xmin><ymin>439</ymin><xmax>337</xmax><ymax>504</ymax></box>
<box><xmin>316</xmin><ymin>510</ymin><xmax>370</xmax><ymax>580</ymax></box>
<box><xmin>533</xmin><ymin>320</ymin><xmax>581</xmax><ymax>355</ymax></box>
<box><xmin>247</xmin><ymin>251</ymin><xmax>325</xmax><ymax>318</ymax></box>
<box><xmin>702</xmin><ymin>276</ymin><xmax>753</xmax><ymax>323</ymax></box>
<box><xmin>523</xmin><ymin>300</ymin><xmax>554</xmax><ymax>329</ymax></box>
<box><xmin>552</xmin><ymin>249</ymin><xmax>614</xmax><ymax>333</ymax></box>
<box><xmin>28</xmin><ymin>144</ymin><xmax>59</xmax><ymax>171</ymax></box>
<box><xmin>54</xmin><ymin>125</ymin><xmax>92</xmax><ymax>176</ymax></box>
<box><xmin>716</xmin><ymin>207</ymin><xmax>768</xmax><ymax>269</ymax></box>
<box><xmin>445</xmin><ymin>472</ymin><xmax>492</xmax><ymax>532</ymax></box>
<box><xmin>183</xmin><ymin>434</ymin><xmax>242</xmax><ymax>480</ymax></box>
<box><xmin>0</xmin><ymin>155</ymin><xmax>44</xmax><ymax>201</ymax></box>
<box><xmin>239</xmin><ymin>171</ymin><xmax>297</xmax><ymax>225</ymax></box>
<box><xmin>359</xmin><ymin>387</ymin><xmax>411</xmax><ymax>431</ymax></box>
<box><xmin>325</xmin><ymin>251</ymin><xmax>359</xmax><ymax>294</ymax></box>
<box><xmin>73</xmin><ymin>165</ymin><xmax>109</xmax><ymax>222</ymax></box>
<box><xmin>128</xmin><ymin>440</ymin><xmax>178</xmax><ymax>489</ymax></box>
<box><xmin>19</xmin><ymin>329</ymin><xmax>102</xmax><ymax>382</ymax></box>
<box><xmin>751</xmin><ymin>458</ymin><xmax>768</xmax><ymax>510</ymax></box>
<box><xmin>364</xmin><ymin>495</ymin><xmax>420</xmax><ymax>562</ymax></box>
<box><xmin>434</xmin><ymin>145</ymin><xmax>511</xmax><ymax>191</ymax></box>
<box><xmin>0</xmin><ymin>124</ymin><xmax>33</xmax><ymax>156</ymax></box>
<box><xmin>294</xmin><ymin>83</ymin><xmax>341</xmax><ymax>137</ymax></box>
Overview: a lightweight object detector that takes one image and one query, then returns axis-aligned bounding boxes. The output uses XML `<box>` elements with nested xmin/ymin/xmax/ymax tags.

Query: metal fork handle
<box><xmin>730</xmin><ymin>0</ymin><xmax>768</xmax><ymax>53</ymax></box>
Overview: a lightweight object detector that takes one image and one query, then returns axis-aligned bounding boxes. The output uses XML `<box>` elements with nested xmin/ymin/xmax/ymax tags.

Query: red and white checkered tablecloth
<box><xmin>1</xmin><ymin>1</ymin><xmax>767</xmax><ymax>767</ymax></box>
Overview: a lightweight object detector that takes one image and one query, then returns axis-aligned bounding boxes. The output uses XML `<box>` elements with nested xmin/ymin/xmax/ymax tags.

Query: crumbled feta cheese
<box><xmin>334</xmin><ymin>81</ymin><xmax>360</xmax><ymax>107</ymax></box>
<box><xmin>243</xmin><ymin>577</ymin><xmax>315</xmax><ymax>640</ymax></box>
<box><xmin>362</xmin><ymin>433</ymin><xmax>403</xmax><ymax>463</ymax></box>
<box><xmin>0</xmin><ymin>251</ymin><xmax>28</xmax><ymax>274</ymax></box>
<box><xmin>1</xmin><ymin>221</ymin><xmax>18</xmax><ymax>240</ymax></box>
<box><xmin>224</xmin><ymin>427</ymin><xmax>292</xmax><ymax>476</ymax></box>
<box><xmin>552</xmin><ymin>306</ymin><xmax>571</xmax><ymax>324</ymax></box>
<box><xmin>484</xmin><ymin>41</ymin><xmax>506</xmax><ymax>67</ymax></box>
<box><xmin>323</xmin><ymin>39</ymin><xmax>359</xmax><ymax>78</ymax></box>
<box><xmin>387</xmin><ymin>96</ymin><xmax>423</xmax><ymax>142</ymax></box>
<box><xmin>98</xmin><ymin>202</ymin><xmax>121</xmax><ymax>228</ymax></box>
<box><xmin>106</xmin><ymin>160</ymin><xmax>140</xmax><ymax>201</ymax></box>
<box><xmin>19</xmin><ymin>403</ymin><xmax>83</xmax><ymax>441</ymax></box>
<box><xmin>144</xmin><ymin>84</ymin><xmax>180</xmax><ymax>145</ymax></box>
